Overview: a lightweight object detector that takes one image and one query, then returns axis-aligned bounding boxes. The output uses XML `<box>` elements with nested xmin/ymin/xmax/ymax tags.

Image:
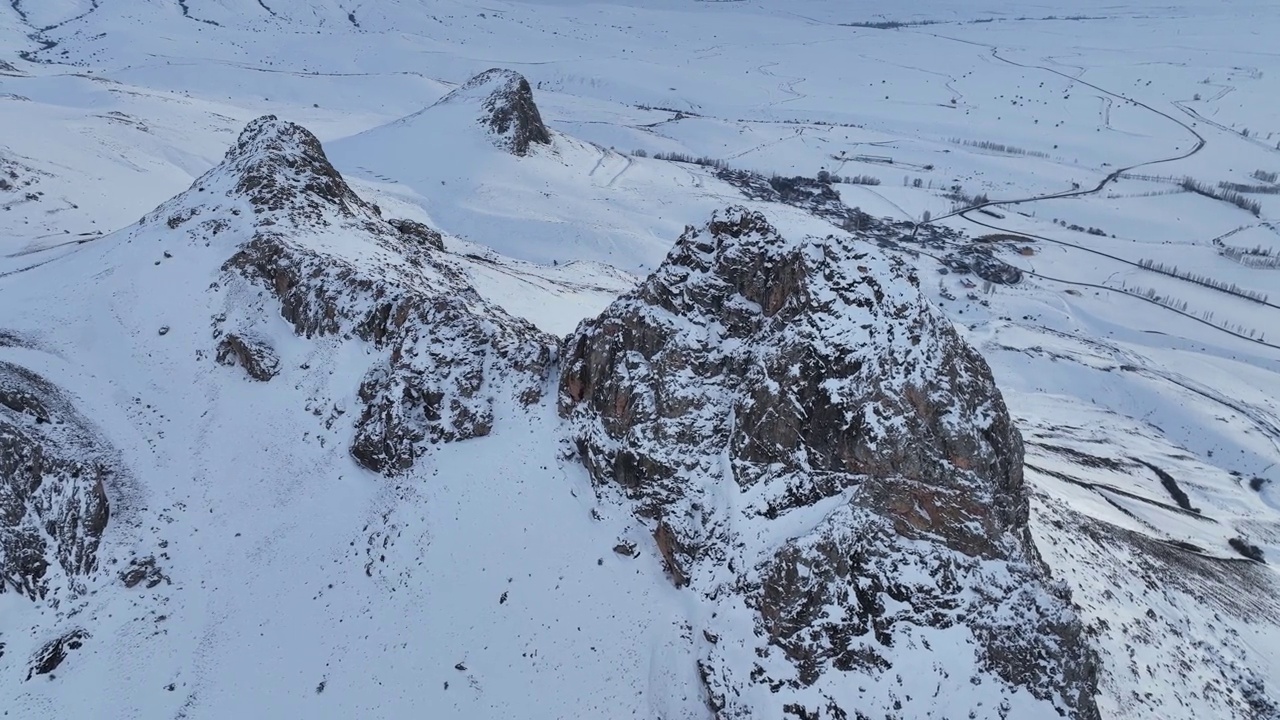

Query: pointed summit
<box><xmin>434</xmin><ymin>69</ymin><xmax>552</xmax><ymax>156</ymax></box>
<box><xmin>141</xmin><ymin>115</ymin><xmax>381</xmax><ymax>234</ymax></box>
<box><xmin>220</xmin><ymin>115</ymin><xmax>375</xmax><ymax>220</ymax></box>
<box><xmin>560</xmin><ymin>206</ymin><xmax>1101</xmax><ymax>720</ymax></box>
<box><xmin>87</xmin><ymin>115</ymin><xmax>555</xmax><ymax>477</ymax></box>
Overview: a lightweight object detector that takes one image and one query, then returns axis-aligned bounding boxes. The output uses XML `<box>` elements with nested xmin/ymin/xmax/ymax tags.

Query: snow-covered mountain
<box><xmin>560</xmin><ymin>207</ymin><xmax>1099</xmax><ymax>718</ymax></box>
<box><xmin>3</xmin><ymin>1</ymin><xmax>1280</xmax><ymax>718</ymax></box>
<box><xmin>0</xmin><ymin>104</ymin><xmax>1099</xmax><ymax>718</ymax></box>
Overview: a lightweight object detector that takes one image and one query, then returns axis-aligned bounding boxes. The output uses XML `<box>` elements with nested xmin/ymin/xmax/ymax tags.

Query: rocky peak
<box><xmin>560</xmin><ymin>207</ymin><xmax>1099</xmax><ymax>719</ymax></box>
<box><xmin>436</xmin><ymin>69</ymin><xmax>551</xmax><ymax>156</ymax></box>
<box><xmin>562</xmin><ymin>206</ymin><xmax>1027</xmax><ymax>544</ymax></box>
<box><xmin>222</xmin><ymin>115</ymin><xmax>380</xmax><ymax>221</ymax></box>
<box><xmin>143</xmin><ymin>115</ymin><xmax>382</xmax><ymax>234</ymax></box>
<box><xmin>193</xmin><ymin>118</ymin><xmax>558</xmax><ymax>475</ymax></box>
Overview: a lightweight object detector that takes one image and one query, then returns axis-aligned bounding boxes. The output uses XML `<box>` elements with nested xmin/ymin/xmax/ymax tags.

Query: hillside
<box><xmin>2</xmin><ymin>1</ymin><xmax>1280</xmax><ymax>718</ymax></box>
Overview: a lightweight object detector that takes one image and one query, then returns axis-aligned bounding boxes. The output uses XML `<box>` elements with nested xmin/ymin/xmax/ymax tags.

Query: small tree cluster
<box><xmin>651</xmin><ymin>151</ymin><xmax>730</xmax><ymax>170</ymax></box>
<box><xmin>1123</xmin><ymin>284</ymin><xmax>1191</xmax><ymax>312</ymax></box>
<box><xmin>1221</xmin><ymin>244</ymin><xmax>1280</xmax><ymax>269</ymax></box>
<box><xmin>944</xmin><ymin>185</ymin><xmax>989</xmax><ymax>210</ymax></box>
<box><xmin>1052</xmin><ymin>218</ymin><xmax>1108</xmax><ymax>235</ymax></box>
<box><xmin>842</xmin><ymin>19</ymin><xmax>939</xmax><ymax>29</ymax></box>
<box><xmin>1228</xmin><ymin>537</ymin><xmax>1265</xmax><ymax>563</ymax></box>
<box><xmin>1181</xmin><ymin>177</ymin><xmax>1262</xmax><ymax>216</ymax></box>
<box><xmin>1118</xmin><ymin>283</ymin><xmax>1270</xmax><ymax>342</ymax></box>
<box><xmin>1252</xmin><ymin>169</ymin><xmax>1279</xmax><ymax>183</ymax></box>
<box><xmin>1217</xmin><ymin>181</ymin><xmax>1280</xmax><ymax>195</ymax></box>
<box><xmin>948</xmin><ymin>138</ymin><xmax>1050</xmax><ymax>159</ymax></box>
<box><xmin>1137</xmin><ymin>257</ymin><xmax>1271</xmax><ymax>303</ymax></box>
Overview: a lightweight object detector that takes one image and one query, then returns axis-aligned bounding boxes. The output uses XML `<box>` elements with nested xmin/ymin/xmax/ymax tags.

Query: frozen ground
<box><xmin>2</xmin><ymin>0</ymin><xmax>1279</xmax><ymax>718</ymax></box>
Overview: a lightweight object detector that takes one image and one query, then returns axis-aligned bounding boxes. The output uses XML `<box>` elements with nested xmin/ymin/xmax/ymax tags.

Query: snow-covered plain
<box><xmin>2</xmin><ymin>0</ymin><xmax>1279</xmax><ymax>718</ymax></box>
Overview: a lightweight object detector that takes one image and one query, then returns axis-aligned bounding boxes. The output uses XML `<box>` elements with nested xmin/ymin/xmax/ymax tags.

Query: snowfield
<box><xmin>2</xmin><ymin>1</ymin><xmax>1279</xmax><ymax>718</ymax></box>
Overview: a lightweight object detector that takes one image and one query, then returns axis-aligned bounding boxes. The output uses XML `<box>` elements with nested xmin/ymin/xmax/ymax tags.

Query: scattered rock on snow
<box><xmin>119</xmin><ymin>556</ymin><xmax>169</xmax><ymax>589</ymax></box>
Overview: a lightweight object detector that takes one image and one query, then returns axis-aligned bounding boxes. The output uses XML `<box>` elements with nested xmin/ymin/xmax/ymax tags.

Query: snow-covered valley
<box><xmin>2</xmin><ymin>1</ymin><xmax>1279</xmax><ymax>718</ymax></box>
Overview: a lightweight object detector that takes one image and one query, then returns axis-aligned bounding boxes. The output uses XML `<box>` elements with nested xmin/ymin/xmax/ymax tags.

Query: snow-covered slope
<box><xmin>327</xmin><ymin>67</ymin><xmax>733</xmax><ymax>271</ymax></box>
<box><xmin>3</xmin><ymin>0</ymin><xmax>1280</xmax><ymax>718</ymax></box>
<box><xmin>0</xmin><ymin>112</ymin><xmax>702</xmax><ymax>719</ymax></box>
<box><xmin>0</xmin><ymin>116</ymin><xmax>1103</xmax><ymax>719</ymax></box>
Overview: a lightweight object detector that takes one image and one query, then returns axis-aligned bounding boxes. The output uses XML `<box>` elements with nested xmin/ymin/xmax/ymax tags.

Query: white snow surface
<box><xmin>2</xmin><ymin>0</ymin><xmax>1280</xmax><ymax>718</ymax></box>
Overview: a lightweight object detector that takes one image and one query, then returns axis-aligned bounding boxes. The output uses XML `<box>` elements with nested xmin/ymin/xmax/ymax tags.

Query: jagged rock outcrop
<box><xmin>119</xmin><ymin>555</ymin><xmax>169</xmax><ymax>589</ymax></box>
<box><xmin>215</xmin><ymin>333</ymin><xmax>280</xmax><ymax>381</ymax></box>
<box><xmin>0</xmin><ymin>362</ymin><xmax>113</xmax><ymax>600</ymax></box>
<box><xmin>434</xmin><ymin>69</ymin><xmax>552</xmax><ymax>156</ymax></box>
<box><xmin>147</xmin><ymin>114</ymin><xmax>381</xmax><ymax>231</ymax></box>
<box><xmin>388</xmin><ymin>218</ymin><xmax>445</xmax><ymax>251</ymax></box>
<box><xmin>26</xmin><ymin>629</ymin><xmax>88</xmax><ymax>679</ymax></box>
<box><xmin>560</xmin><ymin>207</ymin><xmax>1099</xmax><ymax>719</ymax></box>
<box><xmin>142</xmin><ymin>115</ymin><xmax>557</xmax><ymax>475</ymax></box>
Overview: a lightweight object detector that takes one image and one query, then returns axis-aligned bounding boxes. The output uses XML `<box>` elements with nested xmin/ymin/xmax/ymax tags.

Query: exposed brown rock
<box><xmin>560</xmin><ymin>207</ymin><xmax>1099</xmax><ymax>719</ymax></box>
<box><xmin>388</xmin><ymin>218</ymin><xmax>445</xmax><ymax>251</ymax></box>
<box><xmin>215</xmin><ymin>333</ymin><xmax>280</xmax><ymax>381</ymax></box>
<box><xmin>197</xmin><ymin>117</ymin><xmax>556</xmax><ymax>476</ymax></box>
<box><xmin>653</xmin><ymin>521</ymin><xmax>689</xmax><ymax>587</ymax></box>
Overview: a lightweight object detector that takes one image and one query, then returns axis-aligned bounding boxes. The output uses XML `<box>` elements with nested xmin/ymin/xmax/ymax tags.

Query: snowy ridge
<box><xmin>560</xmin><ymin>208</ymin><xmax>1099</xmax><ymax>719</ymax></box>
<box><xmin>138</xmin><ymin>114</ymin><xmax>383</xmax><ymax>233</ymax></box>
<box><xmin>0</xmin><ymin>114</ymin><xmax>657</xmax><ymax>717</ymax></box>
<box><xmin>3</xmin><ymin>0</ymin><xmax>1280</xmax><ymax>716</ymax></box>
<box><xmin>141</xmin><ymin>114</ymin><xmax>558</xmax><ymax>474</ymax></box>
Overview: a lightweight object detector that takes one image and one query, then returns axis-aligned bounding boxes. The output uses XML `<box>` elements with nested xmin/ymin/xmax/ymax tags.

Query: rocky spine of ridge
<box><xmin>144</xmin><ymin>114</ymin><xmax>385</xmax><ymax>232</ymax></box>
<box><xmin>435</xmin><ymin>68</ymin><xmax>552</xmax><ymax>156</ymax></box>
<box><xmin>150</xmin><ymin>116</ymin><xmax>557</xmax><ymax>475</ymax></box>
<box><xmin>0</xmin><ymin>359</ymin><xmax>113</xmax><ymax>601</ymax></box>
<box><xmin>559</xmin><ymin>207</ymin><xmax>1100</xmax><ymax>719</ymax></box>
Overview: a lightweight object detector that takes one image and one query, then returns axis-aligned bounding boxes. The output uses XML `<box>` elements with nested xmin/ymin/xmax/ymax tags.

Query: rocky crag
<box><xmin>432</xmin><ymin>68</ymin><xmax>552</xmax><ymax>156</ymax></box>
<box><xmin>141</xmin><ymin>115</ymin><xmax>558</xmax><ymax>476</ymax></box>
<box><xmin>560</xmin><ymin>207</ymin><xmax>1100</xmax><ymax>719</ymax></box>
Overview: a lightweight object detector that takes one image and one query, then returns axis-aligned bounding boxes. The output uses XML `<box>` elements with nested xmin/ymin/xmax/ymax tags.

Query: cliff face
<box><xmin>560</xmin><ymin>207</ymin><xmax>1099</xmax><ymax>719</ymax></box>
<box><xmin>0</xmin><ymin>359</ymin><xmax>112</xmax><ymax>601</ymax></box>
